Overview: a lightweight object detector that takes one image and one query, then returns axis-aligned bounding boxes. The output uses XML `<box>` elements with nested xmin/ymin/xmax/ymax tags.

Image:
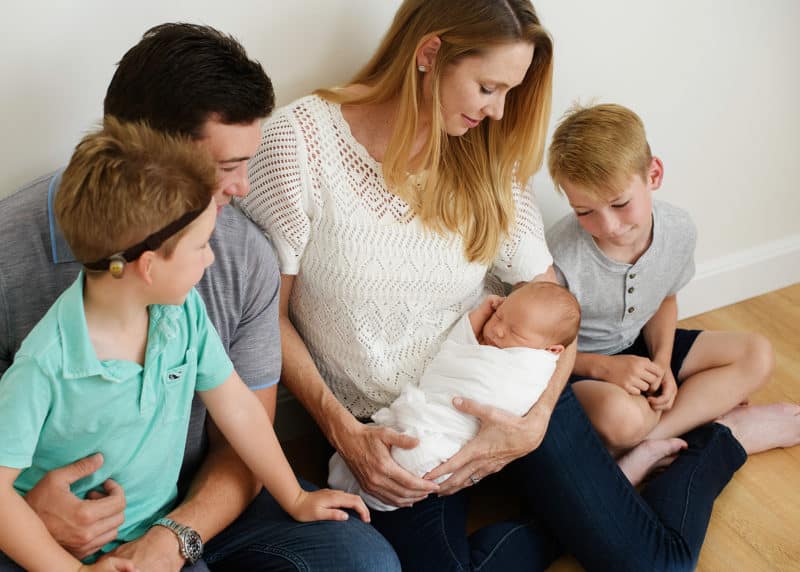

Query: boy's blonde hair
<box><xmin>317</xmin><ymin>0</ymin><xmax>553</xmax><ymax>264</ymax></box>
<box><xmin>548</xmin><ymin>103</ymin><xmax>652</xmax><ymax>200</ymax></box>
<box><xmin>56</xmin><ymin>117</ymin><xmax>217</xmax><ymax>265</ymax></box>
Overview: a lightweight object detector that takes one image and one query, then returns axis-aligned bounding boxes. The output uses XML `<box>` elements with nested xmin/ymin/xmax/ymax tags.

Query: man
<box><xmin>0</xmin><ymin>23</ymin><xmax>399</xmax><ymax>572</ymax></box>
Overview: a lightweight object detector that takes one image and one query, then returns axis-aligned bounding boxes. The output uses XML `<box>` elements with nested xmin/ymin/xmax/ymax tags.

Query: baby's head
<box><xmin>56</xmin><ymin>117</ymin><xmax>217</xmax><ymax>280</ymax></box>
<box><xmin>481</xmin><ymin>282</ymin><xmax>580</xmax><ymax>353</ymax></box>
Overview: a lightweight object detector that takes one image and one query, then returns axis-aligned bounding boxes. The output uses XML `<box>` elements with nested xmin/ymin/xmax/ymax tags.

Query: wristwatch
<box><xmin>152</xmin><ymin>517</ymin><xmax>204</xmax><ymax>564</ymax></box>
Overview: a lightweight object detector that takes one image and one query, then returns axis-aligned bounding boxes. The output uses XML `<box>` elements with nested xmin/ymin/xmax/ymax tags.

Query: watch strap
<box><xmin>152</xmin><ymin>517</ymin><xmax>203</xmax><ymax>564</ymax></box>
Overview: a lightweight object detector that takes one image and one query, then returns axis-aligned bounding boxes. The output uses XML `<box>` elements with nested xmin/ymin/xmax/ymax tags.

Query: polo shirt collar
<box><xmin>57</xmin><ymin>273</ymin><xmax>116</xmax><ymax>381</ymax></box>
<box><xmin>47</xmin><ymin>170</ymin><xmax>77</xmax><ymax>265</ymax></box>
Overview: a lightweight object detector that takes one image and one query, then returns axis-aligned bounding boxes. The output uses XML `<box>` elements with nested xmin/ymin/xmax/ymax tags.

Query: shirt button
<box><xmin>628</xmin><ymin>287</ymin><xmax>635</xmax><ymax>294</ymax></box>
<box><xmin>629</xmin><ymin>273</ymin><xmax>637</xmax><ymax>279</ymax></box>
<box><xmin>628</xmin><ymin>306</ymin><xmax>635</xmax><ymax>313</ymax></box>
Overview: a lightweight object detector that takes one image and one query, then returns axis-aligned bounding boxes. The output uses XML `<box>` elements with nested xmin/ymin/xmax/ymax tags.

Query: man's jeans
<box><xmin>0</xmin><ymin>480</ymin><xmax>400</xmax><ymax>572</ymax></box>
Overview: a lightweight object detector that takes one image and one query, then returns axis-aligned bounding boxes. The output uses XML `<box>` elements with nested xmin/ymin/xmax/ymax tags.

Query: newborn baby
<box><xmin>329</xmin><ymin>281</ymin><xmax>581</xmax><ymax>511</ymax></box>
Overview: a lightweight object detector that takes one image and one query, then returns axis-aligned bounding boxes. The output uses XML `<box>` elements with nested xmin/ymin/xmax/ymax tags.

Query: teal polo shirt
<box><xmin>0</xmin><ymin>273</ymin><xmax>233</xmax><ymax>559</ymax></box>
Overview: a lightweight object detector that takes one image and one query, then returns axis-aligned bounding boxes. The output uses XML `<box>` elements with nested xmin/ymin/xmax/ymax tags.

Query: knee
<box><xmin>592</xmin><ymin>396</ymin><xmax>654</xmax><ymax>450</ymax></box>
<box><xmin>331</xmin><ymin>523</ymin><xmax>402</xmax><ymax>572</ymax></box>
<box><xmin>741</xmin><ymin>333</ymin><xmax>775</xmax><ymax>389</ymax></box>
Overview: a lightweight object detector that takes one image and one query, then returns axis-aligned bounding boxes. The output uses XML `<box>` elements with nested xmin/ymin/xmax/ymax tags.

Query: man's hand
<box><xmin>600</xmin><ymin>355</ymin><xmax>665</xmax><ymax>396</ymax></box>
<box><xmin>24</xmin><ymin>453</ymin><xmax>126</xmax><ymax>559</ymax></box>
<box><xmin>336</xmin><ymin>423</ymin><xmax>438</xmax><ymax>507</ymax></box>
<box><xmin>105</xmin><ymin>525</ymin><xmax>185</xmax><ymax>572</ymax></box>
<box><xmin>425</xmin><ymin>396</ymin><xmax>548</xmax><ymax>496</ymax></box>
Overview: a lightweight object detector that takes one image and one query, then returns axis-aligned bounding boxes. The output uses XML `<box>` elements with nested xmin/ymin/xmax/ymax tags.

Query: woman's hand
<box><xmin>335</xmin><ymin>423</ymin><xmax>439</xmax><ymax>507</ymax></box>
<box><xmin>286</xmin><ymin>489</ymin><xmax>370</xmax><ymax>523</ymax></box>
<box><xmin>424</xmin><ymin>396</ymin><xmax>549</xmax><ymax>496</ymax></box>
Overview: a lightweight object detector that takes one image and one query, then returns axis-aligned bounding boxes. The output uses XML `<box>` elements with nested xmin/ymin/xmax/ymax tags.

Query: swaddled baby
<box><xmin>329</xmin><ymin>281</ymin><xmax>581</xmax><ymax>511</ymax></box>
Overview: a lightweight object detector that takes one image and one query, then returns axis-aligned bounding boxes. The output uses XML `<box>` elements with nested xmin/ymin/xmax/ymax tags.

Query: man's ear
<box><xmin>648</xmin><ymin>156</ymin><xmax>665</xmax><ymax>191</ymax></box>
<box><xmin>416</xmin><ymin>35</ymin><xmax>442</xmax><ymax>71</ymax></box>
<box><xmin>546</xmin><ymin>344</ymin><xmax>565</xmax><ymax>355</ymax></box>
<box><xmin>134</xmin><ymin>252</ymin><xmax>156</xmax><ymax>286</ymax></box>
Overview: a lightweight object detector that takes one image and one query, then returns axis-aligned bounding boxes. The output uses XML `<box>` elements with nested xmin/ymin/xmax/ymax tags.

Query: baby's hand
<box><xmin>288</xmin><ymin>488</ymin><xmax>370</xmax><ymax>524</ymax></box>
<box><xmin>81</xmin><ymin>555</ymin><xmax>139</xmax><ymax>572</ymax></box>
<box><xmin>469</xmin><ymin>295</ymin><xmax>504</xmax><ymax>338</ymax></box>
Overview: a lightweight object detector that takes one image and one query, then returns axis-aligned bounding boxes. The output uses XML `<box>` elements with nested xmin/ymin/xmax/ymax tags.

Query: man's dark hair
<box><xmin>104</xmin><ymin>23</ymin><xmax>275</xmax><ymax>139</ymax></box>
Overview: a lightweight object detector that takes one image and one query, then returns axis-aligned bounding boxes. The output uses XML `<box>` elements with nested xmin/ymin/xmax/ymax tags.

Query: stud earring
<box><xmin>418</xmin><ymin>65</ymin><xmax>427</xmax><ymax>73</ymax></box>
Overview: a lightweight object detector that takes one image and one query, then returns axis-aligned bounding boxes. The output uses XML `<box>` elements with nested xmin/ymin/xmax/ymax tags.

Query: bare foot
<box><xmin>617</xmin><ymin>438</ymin><xmax>687</xmax><ymax>486</ymax></box>
<box><xmin>716</xmin><ymin>402</ymin><xmax>800</xmax><ymax>454</ymax></box>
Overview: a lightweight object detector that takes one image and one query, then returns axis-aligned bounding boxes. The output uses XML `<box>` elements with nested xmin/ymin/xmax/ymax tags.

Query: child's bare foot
<box><xmin>717</xmin><ymin>403</ymin><xmax>800</xmax><ymax>454</ymax></box>
<box><xmin>617</xmin><ymin>438</ymin><xmax>687</xmax><ymax>486</ymax></box>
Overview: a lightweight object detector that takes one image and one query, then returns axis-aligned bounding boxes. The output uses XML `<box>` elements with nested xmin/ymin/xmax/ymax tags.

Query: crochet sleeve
<box><xmin>239</xmin><ymin>109</ymin><xmax>313</xmax><ymax>275</ymax></box>
<box><xmin>492</xmin><ymin>175</ymin><xmax>553</xmax><ymax>285</ymax></box>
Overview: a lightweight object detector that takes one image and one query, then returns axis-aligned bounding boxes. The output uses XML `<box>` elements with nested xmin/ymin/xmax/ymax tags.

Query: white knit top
<box><xmin>239</xmin><ymin>95</ymin><xmax>552</xmax><ymax>417</ymax></box>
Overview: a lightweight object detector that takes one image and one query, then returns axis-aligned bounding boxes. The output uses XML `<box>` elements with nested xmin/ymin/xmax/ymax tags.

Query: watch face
<box><xmin>182</xmin><ymin>529</ymin><xmax>203</xmax><ymax>564</ymax></box>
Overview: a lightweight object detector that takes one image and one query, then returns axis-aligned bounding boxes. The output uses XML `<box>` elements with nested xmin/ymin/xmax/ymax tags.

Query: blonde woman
<box><xmin>240</xmin><ymin>1</ymin><xmax>754</xmax><ymax>569</ymax></box>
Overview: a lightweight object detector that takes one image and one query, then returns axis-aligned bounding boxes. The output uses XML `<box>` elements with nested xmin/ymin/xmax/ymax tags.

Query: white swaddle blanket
<box><xmin>328</xmin><ymin>312</ymin><xmax>559</xmax><ymax>511</ymax></box>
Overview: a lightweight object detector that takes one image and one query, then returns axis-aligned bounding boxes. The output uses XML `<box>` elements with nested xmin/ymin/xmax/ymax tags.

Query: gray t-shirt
<box><xmin>0</xmin><ymin>171</ymin><xmax>282</xmax><ymax>489</ymax></box>
<box><xmin>546</xmin><ymin>200</ymin><xmax>696</xmax><ymax>355</ymax></box>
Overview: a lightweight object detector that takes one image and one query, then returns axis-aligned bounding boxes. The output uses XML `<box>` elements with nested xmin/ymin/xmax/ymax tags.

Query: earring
<box><xmin>418</xmin><ymin>65</ymin><xmax>427</xmax><ymax>73</ymax></box>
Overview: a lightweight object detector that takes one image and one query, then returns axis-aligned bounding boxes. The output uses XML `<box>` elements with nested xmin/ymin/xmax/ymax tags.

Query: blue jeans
<box><xmin>0</xmin><ymin>481</ymin><xmax>399</xmax><ymax>572</ymax></box>
<box><xmin>371</xmin><ymin>385</ymin><xmax>746</xmax><ymax>572</ymax></box>
<box><xmin>205</xmin><ymin>479</ymin><xmax>401</xmax><ymax>571</ymax></box>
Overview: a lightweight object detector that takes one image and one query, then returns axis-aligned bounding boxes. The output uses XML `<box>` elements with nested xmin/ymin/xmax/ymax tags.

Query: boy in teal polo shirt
<box><xmin>0</xmin><ymin>118</ymin><xmax>368</xmax><ymax>572</ymax></box>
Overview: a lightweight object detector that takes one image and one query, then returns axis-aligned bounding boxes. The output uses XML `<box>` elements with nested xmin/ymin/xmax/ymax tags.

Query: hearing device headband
<box><xmin>83</xmin><ymin>207</ymin><xmax>206</xmax><ymax>278</ymax></box>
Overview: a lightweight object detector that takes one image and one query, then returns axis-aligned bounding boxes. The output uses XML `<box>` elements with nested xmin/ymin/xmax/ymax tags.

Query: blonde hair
<box><xmin>56</xmin><ymin>116</ymin><xmax>216</xmax><ymax>264</ymax></box>
<box><xmin>317</xmin><ymin>0</ymin><xmax>553</xmax><ymax>264</ymax></box>
<box><xmin>548</xmin><ymin>103</ymin><xmax>652</xmax><ymax>200</ymax></box>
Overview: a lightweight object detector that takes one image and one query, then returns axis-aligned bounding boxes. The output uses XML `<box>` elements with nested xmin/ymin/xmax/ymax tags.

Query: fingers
<box><xmin>451</xmin><ymin>396</ymin><xmax>491</xmax><ymax>420</ymax></box>
<box><xmin>333</xmin><ymin>491</ymin><xmax>371</xmax><ymax>522</ymax></box>
<box><xmin>74</xmin><ymin>524</ymin><xmax>124</xmax><ymax>560</ymax></box>
<box><xmin>54</xmin><ymin>453</ymin><xmax>105</xmax><ymax>485</ymax></box>
<box><xmin>86</xmin><ymin>480</ymin><xmax>127</xmax><ymax>520</ymax></box>
<box><xmin>382</xmin><ymin>428</ymin><xmax>419</xmax><ymax>451</ymax></box>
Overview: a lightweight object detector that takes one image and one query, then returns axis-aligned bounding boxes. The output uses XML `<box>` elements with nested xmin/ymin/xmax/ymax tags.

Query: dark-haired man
<box><xmin>0</xmin><ymin>23</ymin><xmax>400</xmax><ymax>572</ymax></box>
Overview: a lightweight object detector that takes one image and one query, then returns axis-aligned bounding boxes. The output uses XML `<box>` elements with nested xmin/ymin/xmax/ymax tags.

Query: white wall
<box><xmin>2</xmin><ymin>0</ymin><xmax>798</xmax><ymax>317</ymax></box>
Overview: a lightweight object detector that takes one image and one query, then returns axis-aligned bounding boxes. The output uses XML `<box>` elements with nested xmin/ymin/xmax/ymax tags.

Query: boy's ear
<box><xmin>546</xmin><ymin>344</ymin><xmax>565</xmax><ymax>355</ymax></box>
<box><xmin>647</xmin><ymin>156</ymin><xmax>665</xmax><ymax>191</ymax></box>
<box><xmin>416</xmin><ymin>35</ymin><xmax>442</xmax><ymax>70</ymax></box>
<box><xmin>133</xmin><ymin>252</ymin><xmax>156</xmax><ymax>286</ymax></box>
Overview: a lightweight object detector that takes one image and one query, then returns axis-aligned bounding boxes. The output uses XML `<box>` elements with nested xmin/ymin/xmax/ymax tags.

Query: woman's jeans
<box><xmin>371</xmin><ymin>384</ymin><xmax>746</xmax><ymax>572</ymax></box>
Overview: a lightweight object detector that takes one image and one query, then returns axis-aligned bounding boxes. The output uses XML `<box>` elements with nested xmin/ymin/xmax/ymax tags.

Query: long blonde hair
<box><xmin>317</xmin><ymin>0</ymin><xmax>553</xmax><ymax>264</ymax></box>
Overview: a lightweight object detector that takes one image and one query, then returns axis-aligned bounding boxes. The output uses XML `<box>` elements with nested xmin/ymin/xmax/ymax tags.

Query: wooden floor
<box><xmin>548</xmin><ymin>283</ymin><xmax>800</xmax><ymax>572</ymax></box>
<box><xmin>284</xmin><ymin>284</ymin><xmax>800</xmax><ymax>571</ymax></box>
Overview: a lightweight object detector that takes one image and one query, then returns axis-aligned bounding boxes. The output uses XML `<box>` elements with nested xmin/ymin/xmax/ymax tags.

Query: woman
<box><xmin>240</xmin><ymin>1</ymin><xmax>757</xmax><ymax>569</ymax></box>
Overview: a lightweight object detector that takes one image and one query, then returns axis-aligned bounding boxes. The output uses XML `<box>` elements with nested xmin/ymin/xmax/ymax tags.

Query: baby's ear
<box><xmin>546</xmin><ymin>344</ymin><xmax>565</xmax><ymax>355</ymax></box>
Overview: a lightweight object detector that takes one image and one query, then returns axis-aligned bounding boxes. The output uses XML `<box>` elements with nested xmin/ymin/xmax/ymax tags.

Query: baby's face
<box><xmin>481</xmin><ymin>295</ymin><xmax>551</xmax><ymax>350</ymax></box>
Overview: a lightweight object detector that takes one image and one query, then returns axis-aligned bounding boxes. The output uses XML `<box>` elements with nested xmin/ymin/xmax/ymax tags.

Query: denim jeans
<box><xmin>371</xmin><ymin>385</ymin><xmax>746</xmax><ymax>572</ymax></box>
<box><xmin>0</xmin><ymin>480</ymin><xmax>400</xmax><ymax>572</ymax></box>
<box><xmin>205</xmin><ymin>479</ymin><xmax>401</xmax><ymax>571</ymax></box>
